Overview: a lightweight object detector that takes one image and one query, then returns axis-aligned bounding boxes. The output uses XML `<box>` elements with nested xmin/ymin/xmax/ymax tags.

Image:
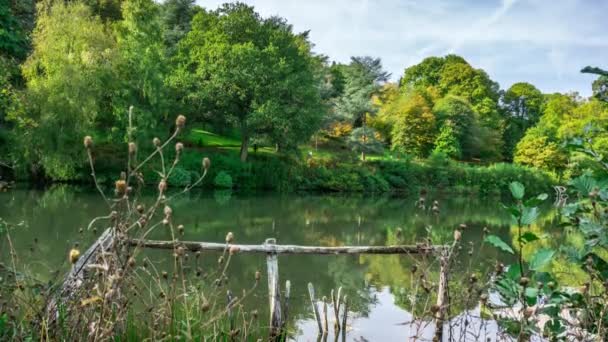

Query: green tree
<box><xmin>9</xmin><ymin>3</ymin><xmax>117</xmax><ymax>180</ymax></box>
<box><xmin>334</xmin><ymin>56</ymin><xmax>390</xmax><ymax>126</ymax></box>
<box><xmin>347</xmin><ymin>126</ymin><xmax>383</xmax><ymax>161</ymax></box>
<box><xmin>333</xmin><ymin>56</ymin><xmax>389</xmax><ymax>160</ymax></box>
<box><xmin>171</xmin><ymin>3</ymin><xmax>323</xmax><ymax>161</ymax></box>
<box><xmin>513</xmin><ymin>126</ymin><xmax>567</xmax><ymax>172</ymax></box>
<box><xmin>161</xmin><ymin>0</ymin><xmax>200</xmax><ymax>56</ymax></box>
<box><xmin>433</xmin><ymin>122</ymin><xmax>461</xmax><ymax>159</ymax></box>
<box><xmin>502</xmin><ymin>82</ymin><xmax>545</xmax><ymax>159</ymax></box>
<box><xmin>432</xmin><ymin>95</ymin><xmax>476</xmax><ymax>159</ymax></box>
<box><xmin>114</xmin><ymin>0</ymin><xmax>168</xmax><ymax>138</ymax></box>
<box><xmin>390</xmin><ymin>90</ymin><xmax>437</xmax><ymax>157</ymax></box>
<box><xmin>400</xmin><ymin>55</ymin><xmax>503</xmax><ymax>159</ymax></box>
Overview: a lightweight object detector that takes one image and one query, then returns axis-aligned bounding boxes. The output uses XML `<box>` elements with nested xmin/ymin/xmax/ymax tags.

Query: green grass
<box><xmin>187</xmin><ymin>129</ymin><xmax>241</xmax><ymax>147</ymax></box>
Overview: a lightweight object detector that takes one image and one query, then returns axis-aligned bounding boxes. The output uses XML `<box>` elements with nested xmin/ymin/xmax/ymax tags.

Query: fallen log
<box><xmin>45</xmin><ymin>228</ymin><xmax>115</xmax><ymax>324</ymax></box>
<box><xmin>127</xmin><ymin>239</ymin><xmax>447</xmax><ymax>255</ymax></box>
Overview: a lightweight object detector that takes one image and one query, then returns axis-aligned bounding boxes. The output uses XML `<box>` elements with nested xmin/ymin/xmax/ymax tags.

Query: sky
<box><xmin>196</xmin><ymin>0</ymin><xmax>608</xmax><ymax>97</ymax></box>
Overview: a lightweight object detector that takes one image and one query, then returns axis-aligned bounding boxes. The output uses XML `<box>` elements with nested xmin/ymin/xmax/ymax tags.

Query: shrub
<box><xmin>213</xmin><ymin>171</ymin><xmax>233</xmax><ymax>188</ymax></box>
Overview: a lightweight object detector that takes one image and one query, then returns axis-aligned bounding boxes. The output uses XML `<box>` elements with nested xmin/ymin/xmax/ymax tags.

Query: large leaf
<box><xmin>519</xmin><ymin>231</ymin><xmax>540</xmax><ymax>244</ymax></box>
<box><xmin>485</xmin><ymin>235</ymin><xmax>514</xmax><ymax>254</ymax></box>
<box><xmin>509</xmin><ymin>181</ymin><xmax>525</xmax><ymax>200</ymax></box>
<box><xmin>529</xmin><ymin>248</ymin><xmax>555</xmax><ymax>271</ymax></box>
<box><xmin>569</xmin><ymin>174</ymin><xmax>596</xmax><ymax>196</ymax></box>
<box><xmin>521</xmin><ymin>207</ymin><xmax>539</xmax><ymax>225</ymax></box>
<box><xmin>525</xmin><ymin>193</ymin><xmax>548</xmax><ymax>208</ymax></box>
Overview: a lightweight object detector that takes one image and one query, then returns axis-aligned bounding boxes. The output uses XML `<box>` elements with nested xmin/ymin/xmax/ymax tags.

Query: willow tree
<box><xmin>9</xmin><ymin>3</ymin><xmax>117</xmax><ymax>180</ymax></box>
<box><xmin>171</xmin><ymin>3</ymin><xmax>323</xmax><ymax>162</ymax></box>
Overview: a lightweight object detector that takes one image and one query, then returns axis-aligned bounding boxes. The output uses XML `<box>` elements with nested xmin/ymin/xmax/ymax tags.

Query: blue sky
<box><xmin>197</xmin><ymin>0</ymin><xmax>607</xmax><ymax>96</ymax></box>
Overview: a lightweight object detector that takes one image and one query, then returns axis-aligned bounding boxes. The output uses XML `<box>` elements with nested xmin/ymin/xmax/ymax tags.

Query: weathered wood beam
<box><xmin>128</xmin><ymin>239</ymin><xmax>446</xmax><ymax>255</ymax></box>
<box><xmin>265</xmin><ymin>238</ymin><xmax>282</xmax><ymax>337</ymax></box>
<box><xmin>46</xmin><ymin>228</ymin><xmax>115</xmax><ymax>323</ymax></box>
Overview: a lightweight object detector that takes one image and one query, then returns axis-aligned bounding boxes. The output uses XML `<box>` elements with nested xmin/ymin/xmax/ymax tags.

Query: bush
<box><xmin>213</xmin><ymin>171</ymin><xmax>233</xmax><ymax>188</ymax></box>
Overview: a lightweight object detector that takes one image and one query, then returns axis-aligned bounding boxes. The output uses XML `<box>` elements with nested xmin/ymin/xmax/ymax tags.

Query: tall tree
<box><xmin>161</xmin><ymin>0</ymin><xmax>200</xmax><ymax>56</ymax></box>
<box><xmin>9</xmin><ymin>3</ymin><xmax>117</xmax><ymax>179</ymax></box>
<box><xmin>171</xmin><ymin>3</ymin><xmax>323</xmax><ymax>161</ymax></box>
<box><xmin>501</xmin><ymin>82</ymin><xmax>545</xmax><ymax>159</ymax></box>
<box><xmin>334</xmin><ymin>56</ymin><xmax>389</xmax><ymax>160</ymax></box>
<box><xmin>432</xmin><ymin>95</ymin><xmax>476</xmax><ymax>159</ymax></box>
<box><xmin>390</xmin><ymin>90</ymin><xmax>437</xmax><ymax>157</ymax></box>
<box><xmin>400</xmin><ymin>55</ymin><xmax>503</xmax><ymax>159</ymax></box>
<box><xmin>114</xmin><ymin>0</ymin><xmax>168</xmax><ymax>138</ymax></box>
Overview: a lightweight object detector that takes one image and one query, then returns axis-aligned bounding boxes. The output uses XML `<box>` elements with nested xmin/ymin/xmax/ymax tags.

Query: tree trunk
<box><xmin>240</xmin><ymin>131</ymin><xmax>249</xmax><ymax>162</ymax></box>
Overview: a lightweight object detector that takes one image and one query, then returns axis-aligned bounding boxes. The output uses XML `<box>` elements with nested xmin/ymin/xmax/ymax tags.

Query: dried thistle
<box><xmin>69</xmin><ymin>248</ymin><xmax>81</xmax><ymax>264</ymax></box>
<box><xmin>115</xmin><ymin>180</ymin><xmax>127</xmax><ymax>196</ymax></box>
<box><xmin>175</xmin><ymin>142</ymin><xmax>184</xmax><ymax>154</ymax></box>
<box><xmin>175</xmin><ymin>115</ymin><xmax>186</xmax><ymax>130</ymax></box>
<box><xmin>84</xmin><ymin>136</ymin><xmax>93</xmax><ymax>149</ymax></box>
<box><xmin>202</xmin><ymin>157</ymin><xmax>211</xmax><ymax>171</ymax></box>
<box><xmin>225</xmin><ymin>232</ymin><xmax>234</xmax><ymax>243</ymax></box>
<box><xmin>153</xmin><ymin>137</ymin><xmax>161</xmax><ymax>148</ymax></box>
<box><xmin>128</xmin><ymin>142</ymin><xmax>137</xmax><ymax>155</ymax></box>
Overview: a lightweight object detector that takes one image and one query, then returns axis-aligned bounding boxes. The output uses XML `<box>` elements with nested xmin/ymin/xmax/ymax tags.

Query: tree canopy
<box><xmin>171</xmin><ymin>3</ymin><xmax>324</xmax><ymax>161</ymax></box>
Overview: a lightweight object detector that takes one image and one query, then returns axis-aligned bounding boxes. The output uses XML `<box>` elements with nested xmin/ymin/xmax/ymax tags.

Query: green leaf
<box><xmin>529</xmin><ymin>248</ymin><xmax>555</xmax><ymax>271</ymax></box>
<box><xmin>521</xmin><ymin>207</ymin><xmax>539</xmax><ymax>225</ymax></box>
<box><xmin>501</xmin><ymin>204</ymin><xmax>521</xmax><ymax>218</ymax></box>
<box><xmin>525</xmin><ymin>193</ymin><xmax>548</xmax><ymax>207</ymax></box>
<box><xmin>485</xmin><ymin>235</ymin><xmax>514</xmax><ymax>254</ymax></box>
<box><xmin>509</xmin><ymin>181</ymin><xmax>525</xmax><ymax>200</ymax></box>
<box><xmin>525</xmin><ymin>287</ymin><xmax>539</xmax><ymax>305</ymax></box>
<box><xmin>519</xmin><ymin>232</ymin><xmax>540</xmax><ymax>244</ymax></box>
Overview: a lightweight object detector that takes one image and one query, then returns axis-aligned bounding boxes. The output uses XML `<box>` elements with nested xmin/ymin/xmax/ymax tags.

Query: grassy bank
<box><xmin>10</xmin><ymin>128</ymin><xmax>556</xmax><ymax>197</ymax></box>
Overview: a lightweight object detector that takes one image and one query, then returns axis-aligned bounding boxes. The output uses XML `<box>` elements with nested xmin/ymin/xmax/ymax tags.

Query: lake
<box><xmin>0</xmin><ymin>186</ymin><xmax>556</xmax><ymax>341</ymax></box>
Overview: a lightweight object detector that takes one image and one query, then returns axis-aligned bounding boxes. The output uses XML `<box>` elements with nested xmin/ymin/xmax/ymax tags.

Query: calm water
<box><xmin>0</xmin><ymin>186</ymin><xmax>555</xmax><ymax>341</ymax></box>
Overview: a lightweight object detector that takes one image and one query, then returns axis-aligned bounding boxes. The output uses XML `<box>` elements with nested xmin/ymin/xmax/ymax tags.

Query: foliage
<box><xmin>213</xmin><ymin>170</ymin><xmax>233</xmax><ymax>188</ymax></box>
<box><xmin>171</xmin><ymin>3</ymin><xmax>323</xmax><ymax>161</ymax></box>
<box><xmin>333</xmin><ymin>56</ymin><xmax>389</xmax><ymax>125</ymax></box>
<box><xmin>502</xmin><ymin>82</ymin><xmax>545</xmax><ymax>159</ymax></box>
<box><xmin>9</xmin><ymin>2</ymin><xmax>117</xmax><ymax>180</ymax></box>
<box><xmin>113</xmin><ymin>0</ymin><xmax>169</xmax><ymax>139</ymax></box>
<box><xmin>390</xmin><ymin>90</ymin><xmax>437</xmax><ymax>157</ymax></box>
<box><xmin>432</xmin><ymin>122</ymin><xmax>461</xmax><ymax>159</ymax></box>
<box><xmin>346</xmin><ymin>126</ymin><xmax>384</xmax><ymax>160</ymax></box>
<box><xmin>514</xmin><ymin>126</ymin><xmax>567</xmax><ymax>172</ymax></box>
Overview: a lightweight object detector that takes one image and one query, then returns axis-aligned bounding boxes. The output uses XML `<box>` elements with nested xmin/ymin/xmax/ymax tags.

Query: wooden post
<box><xmin>265</xmin><ymin>238</ymin><xmax>282</xmax><ymax>337</ymax></box>
<box><xmin>322</xmin><ymin>296</ymin><xmax>329</xmax><ymax>334</ymax></box>
<box><xmin>341</xmin><ymin>295</ymin><xmax>348</xmax><ymax>342</ymax></box>
<box><xmin>282</xmin><ymin>280</ymin><xmax>291</xmax><ymax>333</ymax></box>
<box><xmin>333</xmin><ymin>287</ymin><xmax>342</xmax><ymax>330</ymax></box>
<box><xmin>434</xmin><ymin>250</ymin><xmax>449</xmax><ymax>342</ymax></box>
<box><xmin>308</xmin><ymin>283</ymin><xmax>323</xmax><ymax>335</ymax></box>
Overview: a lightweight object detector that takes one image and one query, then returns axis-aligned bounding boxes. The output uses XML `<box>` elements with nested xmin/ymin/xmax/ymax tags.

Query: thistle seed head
<box><xmin>175</xmin><ymin>115</ymin><xmax>186</xmax><ymax>130</ymax></box>
<box><xmin>128</xmin><ymin>142</ymin><xmax>137</xmax><ymax>155</ymax></box>
<box><xmin>69</xmin><ymin>249</ymin><xmax>81</xmax><ymax>264</ymax></box>
<box><xmin>175</xmin><ymin>142</ymin><xmax>184</xmax><ymax>154</ymax></box>
<box><xmin>225</xmin><ymin>232</ymin><xmax>234</xmax><ymax>243</ymax></box>
<box><xmin>115</xmin><ymin>180</ymin><xmax>127</xmax><ymax>196</ymax></box>
<box><xmin>84</xmin><ymin>136</ymin><xmax>93</xmax><ymax>149</ymax></box>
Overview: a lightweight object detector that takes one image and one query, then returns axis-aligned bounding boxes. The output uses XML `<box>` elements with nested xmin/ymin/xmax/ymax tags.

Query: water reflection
<box><xmin>0</xmin><ymin>186</ymin><xmax>555</xmax><ymax>340</ymax></box>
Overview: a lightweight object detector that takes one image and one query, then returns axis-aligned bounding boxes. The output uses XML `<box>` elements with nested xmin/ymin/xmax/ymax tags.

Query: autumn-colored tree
<box><xmin>514</xmin><ymin>127</ymin><xmax>567</xmax><ymax>171</ymax></box>
<box><xmin>390</xmin><ymin>90</ymin><xmax>437</xmax><ymax>157</ymax></box>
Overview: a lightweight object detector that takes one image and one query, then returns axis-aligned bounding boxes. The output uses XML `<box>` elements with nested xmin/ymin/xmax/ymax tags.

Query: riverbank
<box><xmin>8</xmin><ymin>143</ymin><xmax>555</xmax><ymax>197</ymax></box>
